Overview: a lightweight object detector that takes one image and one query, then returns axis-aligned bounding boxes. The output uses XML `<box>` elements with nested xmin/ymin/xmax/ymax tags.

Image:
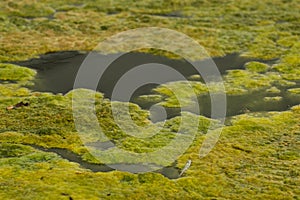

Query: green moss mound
<box><xmin>0</xmin><ymin>63</ymin><xmax>36</xmax><ymax>81</ymax></box>
<box><xmin>245</xmin><ymin>61</ymin><xmax>269</xmax><ymax>73</ymax></box>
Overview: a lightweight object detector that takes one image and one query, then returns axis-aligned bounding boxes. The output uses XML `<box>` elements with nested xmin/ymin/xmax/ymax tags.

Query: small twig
<box><xmin>179</xmin><ymin>159</ymin><xmax>192</xmax><ymax>177</ymax></box>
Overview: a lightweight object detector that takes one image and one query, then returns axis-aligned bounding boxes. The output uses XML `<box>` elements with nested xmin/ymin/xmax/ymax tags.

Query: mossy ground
<box><xmin>0</xmin><ymin>0</ymin><xmax>299</xmax><ymax>61</ymax></box>
<box><xmin>0</xmin><ymin>0</ymin><xmax>300</xmax><ymax>199</ymax></box>
<box><xmin>0</xmin><ymin>99</ymin><xmax>299</xmax><ymax>199</ymax></box>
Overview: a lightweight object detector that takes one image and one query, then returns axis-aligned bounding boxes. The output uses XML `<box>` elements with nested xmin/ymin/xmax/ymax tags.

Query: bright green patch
<box><xmin>288</xmin><ymin>88</ymin><xmax>300</xmax><ymax>95</ymax></box>
<box><xmin>263</xmin><ymin>96</ymin><xmax>282</xmax><ymax>102</ymax></box>
<box><xmin>0</xmin><ymin>63</ymin><xmax>36</xmax><ymax>81</ymax></box>
<box><xmin>245</xmin><ymin>61</ymin><xmax>269</xmax><ymax>73</ymax></box>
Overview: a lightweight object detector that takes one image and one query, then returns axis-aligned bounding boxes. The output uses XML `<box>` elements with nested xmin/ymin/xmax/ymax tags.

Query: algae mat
<box><xmin>0</xmin><ymin>0</ymin><xmax>300</xmax><ymax>199</ymax></box>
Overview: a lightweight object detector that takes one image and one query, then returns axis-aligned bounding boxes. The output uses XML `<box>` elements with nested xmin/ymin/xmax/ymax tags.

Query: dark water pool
<box><xmin>31</xmin><ymin>144</ymin><xmax>180</xmax><ymax>179</ymax></box>
<box><xmin>14</xmin><ymin>51</ymin><xmax>272</xmax><ymax>96</ymax></box>
<box><xmin>13</xmin><ymin>50</ymin><xmax>287</xmax><ymax>117</ymax></box>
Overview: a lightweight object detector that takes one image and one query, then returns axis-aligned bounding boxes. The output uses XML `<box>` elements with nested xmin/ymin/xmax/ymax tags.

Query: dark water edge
<box><xmin>13</xmin><ymin>51</ymin><xmax>276</xmax><ymax>96</ymax></box>
<box><xmin>30</xmin><ymin>144</ymin><xmax>180</xmax><ymax>179</ymax></box>
<box><xmin>152</xmin><ymin>84</ymin><xmax>300</xmax><ymax>120</ymax></box>
<box><xmin>12</xmin><ymin>50</ymin><xmax>282</xmax><ymax>117</ymax></box>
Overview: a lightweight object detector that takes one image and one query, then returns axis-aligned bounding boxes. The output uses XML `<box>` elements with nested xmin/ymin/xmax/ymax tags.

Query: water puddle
<box><xmin>30</xmin><ymin>144</ymin><xmax>180</xmax><ymax>179</ymax></box>
<box><xmin>14</xmin><ymin>51</ymin><xmax>271</xmax><ymax>97</ymax></box>
<box><xmin>14</xmin><ymin>50</ymin><xmax>298</xmax><ymax>119</ymax></box>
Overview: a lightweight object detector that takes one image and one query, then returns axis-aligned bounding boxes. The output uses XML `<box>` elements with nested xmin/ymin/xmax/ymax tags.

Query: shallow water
<box><xmin>14</xmin><ymin>51</ymin><xmax>271</xmax><ymax>96</ymax></box>
<box><xmin>14</xmin><ymin>51</ymin><xmax>300</xmax><ymax>117</ymax></box>
<box><xmin>13</xmin><ymin>50</ymin><xmax>285</xmax><ymax>118</ymax></box>
<box><xmin>31</xmin><ymin>144</ymin><xmax>180</xmax><ymax>179</ymax></box>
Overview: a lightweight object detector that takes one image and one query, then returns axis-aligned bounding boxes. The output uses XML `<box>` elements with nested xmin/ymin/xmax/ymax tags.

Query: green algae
<box><xmin>0</xmin><ymin>143</ymin><xmax>33</xmax><ymax>158</ymax></box>
<box><xmin>143</xmin><ymin>55</ymin><xmax>299</xmax><ymax>108</ymax></box>
<box><xmin>0</xmin><ymin>78</ymin><xmax>299</xmax><ymax>199</ymax></box>
<box><xmin>1</xmin><ymin>104</ymin><xmax>299</xmax><ymax>199</ymax></box>
<box><xmin>153</xmin><ymin>81</ymin><xmax>206</xmax><ymax>107</ymax></box>
<box><xmin>0</xmin><ymin>63</ymin><xmax>36</xmax><ymax>82</ymax></box>
<box><xmin>0</xmin><ymin>84</ymin><xmax>31</xmax><ymax>97</ymax></box>
<box><xmin>263</xmin><ymin>96</ymin><xmax>282</xmax><ymax>102</ymax></box>
<box><xmin>288</xmin><ymin>88</ymin><xmax>300</xmax><ymax>95</ymax></box>
<box><xmin>0</xmin><ymin>0</ymin><xmax>299</xmax><ymax>199</ymax></box>
<box><xmin>134</xmin><ymin>94</ymin><xmax>163</xmax><ymax>105</ymax></box>
<box><xmin>0</xmin><ymin>0</ymin><xmax>300</xmax><ymax>61</ymax></box>
<box><xmin>244</xmin><ymin>61</ymin><xmax>269</xmax><ymax>73</ymax></box>
<box><xmin>0</xmin><ymin>86</ymin><xmax>217</xmax><ymax>167</ymax></box>
<box><xmin>0</xmin><ymin>63</ymin><xmax>36</xmax><ymax>98</ymax></box>
<box><xmin>175</xmin><ymin>106</ymin><xmax>300</xmax><ymax>199</ymax></box>
<box><xmin>3</xmin><ymin>2</ymin><xmax>56</xmax><ymax>18</ymax></box>
<box><xmin>266</xmin><ymin>86</ymin><xmax>281</xmax><ymax>94</ymax></box>
<box><xmin>188</xmin><ymin>74</ymin><xmax>202</xmax><ymax>81</ymax></box>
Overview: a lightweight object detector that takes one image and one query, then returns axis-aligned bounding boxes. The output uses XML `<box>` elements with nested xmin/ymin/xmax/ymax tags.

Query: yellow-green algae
<box><xmin>288</xmin><ymin>88</ymin><xmax>300</xmax><ymax>95</ymax></box>
<box><xmin>266</xmin><ymin>86</ymin><xmax>281</xmax><ymax>94</ymax></box>
<box><xmin>263</xmin><ymin>96</ymin><xmax>282</xmax><ymax>102</ymax></box>
<box><xmin>244</xmin><ymin>61</ymin><xmax>269</xmax><ymax>73</ymax></box>
<box><xmin>0</xmin><ymin>103</ymin><xmax>299</xmax><ymax>199</ymax></box>
<box><xmin>0</xmin><ymin>0</ymin><xmax>299</xmax><ymax>199</ymax></box>
<box><xmin>0</xmin><ymin>62</ymin><xmax>299</xmax><ymax>199</ymax></box>
<box><xmin>0</xmin><ymin>87</ymin><xmax>218</xmax><ymax>165</ymax></box>
<box><xmin>0</xmin><ymin>63</ymin><xmax>36</xmax><ymax>98</ymax></box>
<box><xmin>146</xmin><ymin>56</ymin><xmax>300</xmax><ymax>108</ymax></box>
<box><xmin>0</xmin><ymin>64</ymin><xmax>298</xmax><ymax>198</ymax></box>
<box><xmin>0</xmin><ymin>63</ymin><xmax>36</xmax><ymax>82</ymax></box>
<box><xmin>0</xmin><ymin>0</ymin><xmax>300</xmax><ymax>61</ymax></box>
